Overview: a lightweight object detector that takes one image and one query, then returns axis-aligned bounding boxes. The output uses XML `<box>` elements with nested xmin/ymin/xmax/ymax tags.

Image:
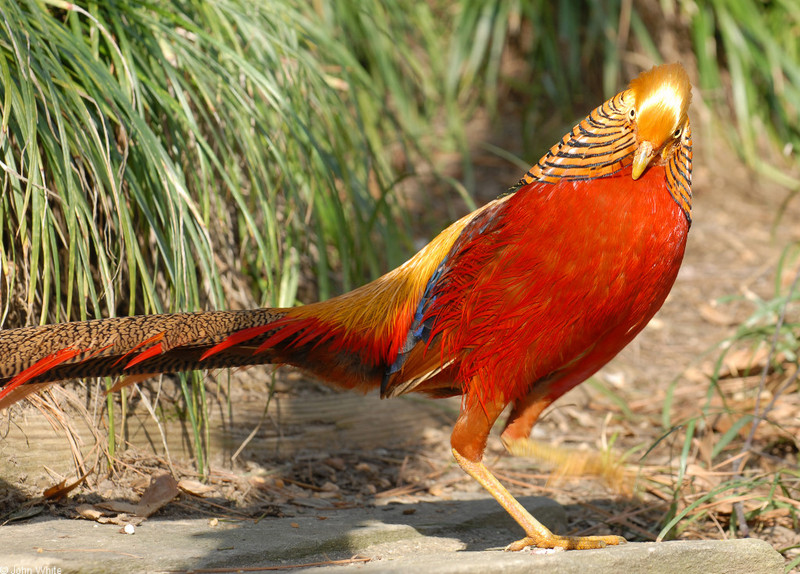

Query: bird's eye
<box><xmin>673</xmin><ymin>128</ymin><xmax>682</xmax><ymax>139</ymax></box>
<box><xmin>628</xmin><ymin>109</ymin><xmax>636</xmax><ymax>120</ymax></box>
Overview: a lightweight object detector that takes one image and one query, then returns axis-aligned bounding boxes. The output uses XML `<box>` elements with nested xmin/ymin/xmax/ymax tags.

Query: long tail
<box><xmin>0</xmin><ymin>309</ymin><xmax>285</xmax><ymax>409</ymax></box>
<box><xmin>0</xmin><ymin>195</ymin><xmax>480</xmax><ymax>410</ymax></box>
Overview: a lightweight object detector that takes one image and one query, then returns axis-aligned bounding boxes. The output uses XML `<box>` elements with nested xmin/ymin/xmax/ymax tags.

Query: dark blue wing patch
<box><xmin>380</xmin><ymin>200</ymin><xmax>508</xmax><ymax>395</ymax></box>
<box><xmin>383</xmin><ymin>258</ymin><xmax>446</xmax><ymax>380</ymax></box>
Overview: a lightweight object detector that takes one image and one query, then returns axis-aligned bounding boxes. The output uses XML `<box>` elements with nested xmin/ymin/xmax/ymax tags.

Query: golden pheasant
<box><xmin>0</xmin><ymin>63</ymin><xmax>692</xmax><ymax>550</ymax></box>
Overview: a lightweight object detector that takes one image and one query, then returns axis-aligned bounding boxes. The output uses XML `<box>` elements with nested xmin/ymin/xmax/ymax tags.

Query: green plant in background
<box><xmin>452</xmin><ymin>0</ymin><xmax>800</xmax><ymax>186</ymax></box>
<box><xmin>5</xmin><ymin>0</ymin><xmax>522</xmax><ymax>322</ymax></box>
<box><xmin>689</xmin><ymin>0</ymin><xmax>800</xmax><ymax>191</ymax></box>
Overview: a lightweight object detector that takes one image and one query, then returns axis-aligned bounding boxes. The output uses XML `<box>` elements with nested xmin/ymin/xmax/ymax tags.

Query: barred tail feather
<box><xmin>0</xmin><ymin>309</ymin><xmax>286</xmax><ymax>409</ymax></box>
<box><xmin>0</xmin><ymin>304</ymin><xmax>393</xmax><ymax>410</ymax></box>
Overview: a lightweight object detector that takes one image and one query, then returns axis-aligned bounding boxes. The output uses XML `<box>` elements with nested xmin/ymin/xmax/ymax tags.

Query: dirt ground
<box><xmin>1</xmin><ymin>92</ymin><xmax>799</xmax><ymax>571</ymax></box>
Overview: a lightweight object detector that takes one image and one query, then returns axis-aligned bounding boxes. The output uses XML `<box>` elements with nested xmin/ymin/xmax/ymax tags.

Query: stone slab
<box><xmin>0</xmin><ymin>494</ymin><xmax>784</xmax><ymax>574</ymax></box>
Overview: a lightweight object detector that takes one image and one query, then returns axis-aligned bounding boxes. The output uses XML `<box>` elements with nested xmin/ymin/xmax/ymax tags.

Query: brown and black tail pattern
<box><xmin>0</xmin><ymin>309</ymin><xmax>285</xmax><ymax>409</ymax></box>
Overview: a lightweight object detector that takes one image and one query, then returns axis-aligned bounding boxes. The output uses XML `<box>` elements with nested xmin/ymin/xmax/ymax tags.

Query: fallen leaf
<box><xmin>130</xmin><ymin>475</ymin><xmax>151</xmax><ymax>490</ymax></box>
<box><xmin>319</xmin><ymin>481</ymin><xmax>339</xmax><ymax>493</ymax></box>
<box><xmin>698</xmin><ymin>303</ymin><xmax>736</xmax><ymax>326</ymax></box>
<box><xmin>76</xmin><ymin>504</ymin><xmax>105</xmax><ymax>521</ymax></box>
<box><xmin>324</xmin><ymin>457</ymin><xmax>345</xmax><ymax>471</ymax></box>
<box><xmin>4</xmin><ymin>505</ymin><xmax>44</xmax><ymax>523</ymax></box>
<box><xmin>43</xmin><ymin>470</ymin><xmax>90</xmax><ymax>500</ymax></box>
<box><xmin>713</xmin><ymin>346</ymin><xmax>776</xmax><ymax>379</ymax></box>
<box><xmin>136</xmin><ymin>473</ymin><xmax>179</xmax><ymax>517</ymax></box>
<box><xmin>97</xmin><ymin>501</ymin><xmax>139</xmax><ymax>514</ymax></box>
<box><xmin>178</xmin><ymin>479</ymin><xmax>216</xmax><ymax>497</ymax></box>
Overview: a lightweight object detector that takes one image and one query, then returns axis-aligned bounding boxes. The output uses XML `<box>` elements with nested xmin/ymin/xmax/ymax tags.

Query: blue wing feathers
<box><xmin>381</xmin><ymin>199</ymin><xmax>511</xmax><ymax>394</ymax></box>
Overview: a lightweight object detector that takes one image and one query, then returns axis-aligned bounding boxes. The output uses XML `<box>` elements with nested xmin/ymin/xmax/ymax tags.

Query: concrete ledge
<box><xmin>338</xmin><ymin>539</ymin><xmax>783</xmax><ymax>574</ymax></box>
<box><xmin>1</xmin><ymin>495</ymin><xmax>784</xmax><ymax>573</ymax></box>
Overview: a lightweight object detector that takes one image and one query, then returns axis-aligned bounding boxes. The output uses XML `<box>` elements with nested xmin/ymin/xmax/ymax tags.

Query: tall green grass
<box><xmin>689</xmin><ymin>0</ymin><xmax>800</xmax><ymax>190</ymax></box>
<box><xmin>450</xmin><ymin>0</ymin><xmax>800</xmax><ymax>189</ymax></box>
<box><xmin>17</xmin><ymin>0</ymin><xmax>798</xmax><ymax>336</ymax></box>
<box><xmin>0</xmin><ymin>0</ymin><xmax>469</xmax><ymax>330</ymax></box>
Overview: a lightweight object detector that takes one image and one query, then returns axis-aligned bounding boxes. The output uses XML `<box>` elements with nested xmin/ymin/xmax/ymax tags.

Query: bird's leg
<box><xmin>451</xmin><ymin>446</ymin><xmax>564</xmax><ymax>551</ymax></box>
<box><xmin>501</xmin><ymin>385</ymin><xmax>572</xmax><ymax>465</ymax></box>
<box><xmin>497</xmin><ymin>386</ymin><xmax>627</xmax><ymax>549</ymax></box>
<box><xmin>451</xmin><ymin>396</ymin><xmax>620</xmax><ymax>551</ymax></box>
<box><xmin>502</xmin><ymin>384</ymin><xmax>629</xmax><ymax>489</ymax></box>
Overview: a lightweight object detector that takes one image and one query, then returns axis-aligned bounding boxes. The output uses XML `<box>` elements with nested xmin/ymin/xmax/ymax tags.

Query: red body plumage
<box><xmin>408</xmin><ymin>163</ymin><xmax>688</xmax><ymax>408</ymax></box>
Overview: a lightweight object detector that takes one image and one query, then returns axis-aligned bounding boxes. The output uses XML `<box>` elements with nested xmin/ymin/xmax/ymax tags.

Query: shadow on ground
<box><xmin>3</xmin><ymin>493</ymin><xmax>784</xmax><ymax>574</ymax></box>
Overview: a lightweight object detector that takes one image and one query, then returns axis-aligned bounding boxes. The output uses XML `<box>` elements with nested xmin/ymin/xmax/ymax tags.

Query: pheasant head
<box><xmin>627</xmin><ymin>63</ymin><xmax>692</xmax><ymax>180</ymax></box>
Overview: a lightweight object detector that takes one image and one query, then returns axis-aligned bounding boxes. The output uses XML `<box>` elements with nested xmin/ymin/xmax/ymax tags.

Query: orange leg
<box><xmin>451</xmin><ymin>391</ymin><xmax>625</xmax><ymax>551</ymax></box>
<box><xmin>500</xmin><ymin>383</ymin><xmax>554</xmax><ymax>443</ymax></box>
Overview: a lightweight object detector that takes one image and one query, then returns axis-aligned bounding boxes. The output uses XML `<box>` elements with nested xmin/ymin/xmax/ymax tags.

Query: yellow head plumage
<box><xmin>627</xmin><ymin>63</ymin><xmax>692</xmax><ymax>179</ymax></box>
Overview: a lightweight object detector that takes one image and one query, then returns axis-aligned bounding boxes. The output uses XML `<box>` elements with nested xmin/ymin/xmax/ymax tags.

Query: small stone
<box><xmin>320</xmin><ymin>481</ymin><xmax>339</xmax><ymax>492</ymax></box>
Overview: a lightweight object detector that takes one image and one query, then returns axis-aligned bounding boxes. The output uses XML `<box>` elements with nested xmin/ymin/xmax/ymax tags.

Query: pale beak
<box><xmin>631</xmin><ymin>141</ymin><xmax>655</xmax><ymax>180</ymax></box>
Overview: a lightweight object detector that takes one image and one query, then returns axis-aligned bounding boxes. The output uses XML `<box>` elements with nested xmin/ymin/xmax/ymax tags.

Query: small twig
<box><xmin>707</xmin><ymin>511</ymin><xmax>728</xmax><ymax>539</ymax></box>
<box><xmin>163</xmin><ymin>555</ymin><xmax>371</xmax><ymax>573</ymax></box>
<box><xmin>576</xmin><ymin>501</ymin><xmax>658</xmax><ymax>541</ymax></box>
<box><xmin>34</xmin><ymin>547</ymin><xmax>141</xmax><ymax>558</ymax></box>
<box><xmin>280</xmin><ymin>477</ymin><xmax>327</xmax><ymax>492</ymax></box>
<box><xmin>137</xmin><ymin>382</ymin><xmax>177</xmax><ymax>477</ymax></box>
<box><xmin>232</xmin><ymin>371</ymin><xmax>278</xmax><ymax>463</ymax></box>
<box><xmin>375</xmin><ymin>467</ymin><xmax>449</xmax><ymax>498</ymax></box>
<box><xmin>173</xmin><ymin>497</ymin><xmax>253</xmax><ymax>520</ymax></box>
